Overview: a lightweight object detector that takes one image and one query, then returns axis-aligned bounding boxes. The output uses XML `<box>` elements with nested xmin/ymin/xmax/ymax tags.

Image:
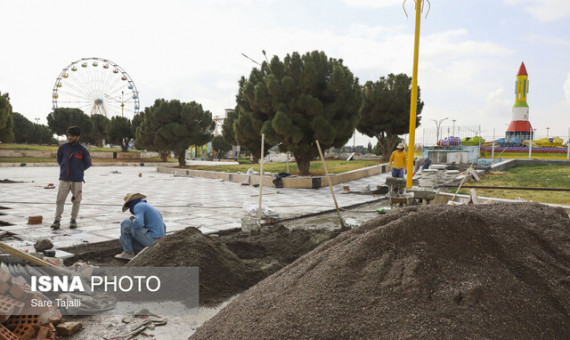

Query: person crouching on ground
<box><xmin>388</xmin><ymin>143</ymin><xmax>407</xmax><ymax>178</ymax></box>
<box><xmin>115</xmin><ymin>193</ymin><xmax>166</xmax><ymax>260</ymax></box>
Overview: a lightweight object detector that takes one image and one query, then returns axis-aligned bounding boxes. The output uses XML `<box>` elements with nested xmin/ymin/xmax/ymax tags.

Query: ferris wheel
<box><xmin>52</xmin><ymin>57</ymin><xmax>140</xmax><ymax>118</ymax></box>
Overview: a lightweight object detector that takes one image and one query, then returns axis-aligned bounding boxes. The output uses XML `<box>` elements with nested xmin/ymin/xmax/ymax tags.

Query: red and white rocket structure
<box><xmin>505</xmin><ymin>62</ymin><xmax>533</xmax><ymax>140</ymax></box>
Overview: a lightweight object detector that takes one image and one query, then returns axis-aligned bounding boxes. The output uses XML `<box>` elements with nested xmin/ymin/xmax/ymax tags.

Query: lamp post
<box><xmin>452</xmin><ymin>119</ymin><xmax>456</xmax><ymax>136</ymax></box>
<box><xmin>431</xmin><ymin>117</ymin><xmax>448</xmax><ymax>146</ymax></box>
<box><xmin>546</xmin><ymin>127</ymin><xmax>550</xmax><ymax>139</ymax></box>
<box><xmin>404</xmin><ymin>0</ymin><xmax>430</xmax><ymax>189</ymax></box>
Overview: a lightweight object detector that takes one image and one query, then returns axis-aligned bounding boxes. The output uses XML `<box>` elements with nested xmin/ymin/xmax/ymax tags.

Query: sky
<box><xmin>1</xmin><ymin>0</ymin><xmax>569</xmax><ymax>146</ymax></box>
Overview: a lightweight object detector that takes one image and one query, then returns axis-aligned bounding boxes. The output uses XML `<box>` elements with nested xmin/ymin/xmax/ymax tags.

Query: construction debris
<box><xmin>56</xmin><ymin>321</ymin><xmax>82</xmax><ymax>336</ymax></box>
<box><xmin>0</xmin><ymin>266</ymin><xmax>62</xmax><ymax>339</ymax></box>
<box><xmin>33</xmin><ymin>240</ymin><xmax>53</xmax><ymax>253</ymax></box>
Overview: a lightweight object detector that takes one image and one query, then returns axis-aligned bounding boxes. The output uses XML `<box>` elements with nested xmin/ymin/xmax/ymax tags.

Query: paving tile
<box><xmin>0</xmin><ymin>165</ymin><xmax>390</xmax><ymax>256</ymax></box>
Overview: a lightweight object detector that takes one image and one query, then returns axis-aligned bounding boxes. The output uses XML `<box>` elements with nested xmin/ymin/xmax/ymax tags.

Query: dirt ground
<box><xmin>191</xmin><ymin>202</ymin><xmax>570</xmax><ymax>340</ymax></box>
<box><xmin>58</xmin><ymin>199</ymin><xmax>388</xmax><ymax>339</ymax></box>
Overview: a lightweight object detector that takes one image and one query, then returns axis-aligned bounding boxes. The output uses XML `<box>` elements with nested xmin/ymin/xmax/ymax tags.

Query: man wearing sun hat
<box><xmin>115</xmin><ymin>193</ymin><xmax>166</xmax><ymax>260</ymax></box>
<box><xmin>388</xmin><ymin>143</ymin><xmax>407</xmax><ymax>178</ymax></box>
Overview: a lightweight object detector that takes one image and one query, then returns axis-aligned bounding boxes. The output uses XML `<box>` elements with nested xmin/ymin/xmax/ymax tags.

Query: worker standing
<box><xmin>388</xmin><ymin>143</ymin><xmax>407</xmax><ymax>178</ymax></box>
<box><xmin>50</xmin><ymin>126</ymin><xmax>92</xmax><ymax>229</ymax></box>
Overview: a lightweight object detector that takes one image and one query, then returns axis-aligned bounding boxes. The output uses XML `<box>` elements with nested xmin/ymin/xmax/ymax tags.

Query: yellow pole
<box><xmin>406</xmin><ymin>0</ymin><xmax>423</xmax><ymax>189</ymax></box>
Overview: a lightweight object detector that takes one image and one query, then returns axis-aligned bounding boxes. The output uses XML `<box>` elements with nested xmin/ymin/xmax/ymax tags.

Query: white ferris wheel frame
<box><xmin>52</xmin><ymin>57</ymin><xmax>140</xmax><ymax>118</ymax></box>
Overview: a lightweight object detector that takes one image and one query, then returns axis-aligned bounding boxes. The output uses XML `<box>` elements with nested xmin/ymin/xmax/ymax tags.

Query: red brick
<box><xmin>35</xmin><ymin>326</ymin><xmax>49</xmax><ymax>339</ymax></box>
<box><xmin>0</xmin><ymin>323</ymin><xmax>18</xmax><ymax>340</ymax></box>
<box><xmin>4</xmin><ymin>315</ymin><xmax>40</xmax><ymax>331</ymax></box>
<box><xmin>55</xmin><ymin>321</ymin><xmax>82</xmax><ymax>336</ymax></box>
<box><xmin>12</xmin><ymin>324</ymin><xmax>36</xmax><ymax>340</ymax></box>
<box><xmin>27</xmin><ymin>216</ymin><xmax>43</xmax><ymax>225</ymax></box>
<box><xmin>0</xmin><ymin>295</ymin><xmax>19</xmax><ymax>322</ymax></box>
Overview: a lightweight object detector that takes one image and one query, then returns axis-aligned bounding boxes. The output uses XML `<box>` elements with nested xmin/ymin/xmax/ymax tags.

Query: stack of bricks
<box><xmin>0</xmin><ymin>268</ymin><xmax>63</xmax><ymax>340</ymax></box>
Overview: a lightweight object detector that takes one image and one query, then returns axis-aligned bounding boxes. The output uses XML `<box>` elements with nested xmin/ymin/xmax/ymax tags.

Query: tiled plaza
<box><xmin>0</xmin><ymin>163</ymin><xmax>390</xmax><ymax>254</ymax></box>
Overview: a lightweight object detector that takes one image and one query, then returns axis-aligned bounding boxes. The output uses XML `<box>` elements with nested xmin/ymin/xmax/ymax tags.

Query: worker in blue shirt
<box><xmin>50</xmin><ymin>126</ymin><xmax>92</xmax><ymax>229</ymax></box>
<box><xmin>115</xmin><ymin>193</ymin><xmax>167</xmax><ymax>260</ymax></box>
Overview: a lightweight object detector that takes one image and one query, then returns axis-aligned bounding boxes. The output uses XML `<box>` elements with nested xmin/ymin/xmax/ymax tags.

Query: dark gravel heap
<box><xmin>128</xmin><ymin>227</ymin><xmax>255</xmax><ymax>305</ymax></box>
<box><xmin>191</xmin><ymin>203</ymin><xmax>570</xmax><ymax>340</ymax></box>
<box><xmin>127</xmin><ymin>226</ymin><xmax>340</xmax><ymax>306</ymax></box>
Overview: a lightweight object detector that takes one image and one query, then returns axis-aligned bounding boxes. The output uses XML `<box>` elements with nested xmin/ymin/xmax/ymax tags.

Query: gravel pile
<box><xmin>128</xmin><ymin>226</ymin><xmax>340</xmax><ymax>306</ymax></box>
<box><xmin>191</xmin><ymin>203</ymin><xmax>570</xmax><ymax>339</ymax></box>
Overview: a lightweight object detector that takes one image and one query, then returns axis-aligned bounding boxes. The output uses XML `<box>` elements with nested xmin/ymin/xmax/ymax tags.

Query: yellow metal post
<box><xmin>406</xmin><ymin>0</ymin><xmax>423</xmax><ymax>188</ymax></box>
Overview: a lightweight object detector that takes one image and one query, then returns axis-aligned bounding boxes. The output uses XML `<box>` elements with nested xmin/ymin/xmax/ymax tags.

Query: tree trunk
<box><xmin>296</xmin><ymin>156</ymin><xmax>311</xmax><ymax>176</ymax></box>
<box><xmin>177</xmin><ymin>151</ymin><xmax>186</xmax><ymax>166</ymax></box>
<box><xmin>378</xmin><ymin>134</ymin><xmax>400</xmax><ymax>162</ymax></box>
<box><xmin>159</xmin><ymin>150</ymin><xmax>169</xmax><ymax>162</ymax></box>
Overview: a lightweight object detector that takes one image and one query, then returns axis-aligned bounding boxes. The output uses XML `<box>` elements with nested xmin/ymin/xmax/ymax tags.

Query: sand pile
<box><xmin>191</xmin><ymin>203</ymin><xmax>570</xmax><ymax>339</ymax></box>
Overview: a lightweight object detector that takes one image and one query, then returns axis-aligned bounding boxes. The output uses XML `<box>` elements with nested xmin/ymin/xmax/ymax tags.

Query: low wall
<box><xmin>0</xmin><ymin>150</ymin><xmax>159</xmax><ymax>159</ymax></box>
<box><xmin>490</xmin><ymin>158</ymin><xmax>570</xmax><ymax>172</ymax></box>
<box><xmin>0</xmin><ymin>162</ymin><xmax>178</xmax><ymax>168</ymax></box>
<box><xmin>157</xmin><ymin>163</ymin><xmax>389</xmax><ymax>189</ymax></box>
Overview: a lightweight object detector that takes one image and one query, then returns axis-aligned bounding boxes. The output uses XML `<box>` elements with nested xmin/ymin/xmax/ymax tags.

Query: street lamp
<box><xmin>431</xmin><ymin>117</ymin><xmax>448</xmax><ymax>145</ymax></box>
<box><xmin>546</xmin><ymin>127</ymin><xmax>550</xmax><ymax>139</ymax></box>
<box><xmin>452</xmin><ymin>119</ymin><xmax>456</xmax><ymax>136</ymax></box>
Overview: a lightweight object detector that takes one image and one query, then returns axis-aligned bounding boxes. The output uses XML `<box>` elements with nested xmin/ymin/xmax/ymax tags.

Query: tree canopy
<box><xmin>106</xmin><ymin>116</ymin><xmax>132</xmax><ymax>152</ymax></box>
<box><xmin>211</xmin><ymin>135</ymin><xmax>232</xmax><ymax>159</ymax></box>
<box><xmin>0</xmin><ymin>91</ymin><xmax>14</xmax><ymax>143</ymax></box>
<box><xmin>229</xmin><ymin>50</ymin><xmax>362</xmax><ymax>175</ymax></box>
<box><xmin>47</xmin><ymin>108</ymin><xmax>93</xmax><ymax>138</ymax></box>
<box><xmin>12</xmin><ymin>112</ymin><xmax>56</xmax><ymax>144</ymax></box>
<box><xmin>221</xmin><ymin>109</ymin><xmax>238</xmax><ymax>147</ymax></box>
<box><xmin>357</xmin><ymin>73</ymin><xmax>424</xmax><ymax>160</ymax></box>
<box><xmin>136</xmin><ymin>99</ymin><xmax>215</xmax><ymax>165</ymax></box>
<box><xmin>87</xmin><ymin>114</ymin><xmax>110</xmax><ymax>147</ymax></box>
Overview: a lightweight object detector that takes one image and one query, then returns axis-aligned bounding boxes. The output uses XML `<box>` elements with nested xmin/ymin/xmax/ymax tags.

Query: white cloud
<box><xmin>504</xmin><ymin>0</ymin><xmax>570</xmax><ymax>22</ymax></box>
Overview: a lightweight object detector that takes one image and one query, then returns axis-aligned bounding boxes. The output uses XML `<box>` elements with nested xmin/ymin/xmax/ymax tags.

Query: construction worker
<box><xmin>115</xmin><ymin>193</ymin><xmax>166</xmax><ymax>260</ymax></box>
<box><xmin>388</xmin><ymin>143</ymin><xmax>407</xmax><ymax>178</ymax></box>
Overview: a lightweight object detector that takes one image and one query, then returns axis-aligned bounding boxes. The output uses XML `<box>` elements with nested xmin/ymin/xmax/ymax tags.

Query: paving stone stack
<box><xmin>418</xmin><ymin>169</ymin><xmax>439</xmax><ymax>188</ymax></box>
<box><xmin>0</xmin><ymin>266</ymin><xmax>65</xmax><ymax>340</ymax></box>
<box><xmin>419</xmin><ymin>165</ymin><xmax>461</xmax><ymax>188</ymax></box>
<box><xmin>445</xmin><ymin>170</ymin><xmax>461</xmax><ymax>185</ymax></box>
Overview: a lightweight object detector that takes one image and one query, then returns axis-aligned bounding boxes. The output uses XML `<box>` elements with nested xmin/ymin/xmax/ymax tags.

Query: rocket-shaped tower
<box><xmin>506</xmin><ymin>62</ymin><xmax>533</xmax><ymax>140</ymax></box>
